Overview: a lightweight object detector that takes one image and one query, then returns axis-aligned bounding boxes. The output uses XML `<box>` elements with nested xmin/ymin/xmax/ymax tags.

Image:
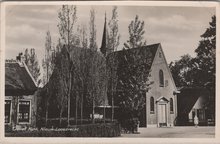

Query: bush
<box><xmin>121</xmin><ymin>118</ymin><xmax>139</xmax><ymax>133</ymax></box>
<box><xmin>5</xmin><ymin>125</ymin><xmax>12</xmax><ymax>132</ymax></box>
<box><xmin>6</xmin><ymin>123</ymin><xmax>121</xmax><ymax>137</ymax></box>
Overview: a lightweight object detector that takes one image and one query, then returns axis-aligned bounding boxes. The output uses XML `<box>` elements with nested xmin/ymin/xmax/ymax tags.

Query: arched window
<box><xmin>170</xmin><ymin>98</ymin><xmax>174</xmax><ymax>113</ymax></box>
<box><xmin>159</xmin><ymin>70</ymin><xmax>164</xmax><ymax>87</ymax></box>
<box><xmin>150</xmin><ymin>97</ymin><xmax>154</xmax><ymax>113</ymax></box>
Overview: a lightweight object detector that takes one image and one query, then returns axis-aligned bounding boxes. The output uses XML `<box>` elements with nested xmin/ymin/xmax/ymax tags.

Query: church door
<box><xmin>158</xmin><ymin>104</ymin><xmax>167</xmax><ymax>126</ymax></box>
<box><xmin>156</xmin><ymin>97</ymin><xmax>169</xmax><ymax>127</ymax></box>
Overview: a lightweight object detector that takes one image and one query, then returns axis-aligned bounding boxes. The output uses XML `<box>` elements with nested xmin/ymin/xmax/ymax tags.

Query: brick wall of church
<box><xmin>146</xmin><ymin>46</ymin><xmax>177</xmax><ymax>127</ymax></box>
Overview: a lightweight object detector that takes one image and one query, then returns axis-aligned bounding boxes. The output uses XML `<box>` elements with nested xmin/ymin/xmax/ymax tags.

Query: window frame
<box><xmin>170</xmin><ymin>98</ymin><xmax>174</xmax><ymax>114</ymax></box>
<box><xmin>5</xmin><ymin>99</ymin><xmax>12</xmax><ymax>124</ymax></box>
<box><xmin>159</xmin><ymin>69</ymin><xmax>164</xmax><ymax>87</ymax></box>
<box><xmin>18</xmin><ymin>99</ymin><xmax>31</xmax><ymax>124</ymax></box>
<box><xmin>150</xmin><ymin>97</ymin><xmax>155</xmax><ymax>114</ymax></box>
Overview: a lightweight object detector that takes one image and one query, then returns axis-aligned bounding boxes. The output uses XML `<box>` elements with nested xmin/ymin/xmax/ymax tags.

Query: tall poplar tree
<box><xmin>42</xmin><ymin>31</ymin><xmax>53</xmax><ymax>125</ymax></box>
<box><xmin>57</xmin><ymin>5</ymin><xmax>77</xmax><ymax>127</ymax></box>
<box><xmin>107</xmin><ymin>6</ymin><xmax>120</xmax><ymax>121</ymax></box>
<box><xmin>89</xmin><ymin>8</ymin><xmax>98</xmax><ymax>51</ymax></box>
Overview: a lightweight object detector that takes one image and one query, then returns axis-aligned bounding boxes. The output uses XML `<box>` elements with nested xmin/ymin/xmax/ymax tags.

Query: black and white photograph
<box><xmin>0</xmin><ymin>1</ymin><xmax>219</xmax><ymax>142</ymax></box>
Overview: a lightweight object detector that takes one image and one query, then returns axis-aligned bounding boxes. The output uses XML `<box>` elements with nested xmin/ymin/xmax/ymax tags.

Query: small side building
<box><xmin>176</xmin><ymin>87</ymin><xmax>214</xmax><ymax>126</ymax></box>
<box><xmin>5</xmin><ymin>57</ymin><xmax>38</xmax><ymax>130</ymax></box>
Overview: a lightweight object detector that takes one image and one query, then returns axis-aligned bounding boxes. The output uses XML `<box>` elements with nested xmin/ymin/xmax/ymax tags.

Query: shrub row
<box><xmin>37</xmin><ymin>118</ymin><xmax>116</xmax><ymax>128</ymax></box>
<box><xmin>7</xmin><ymin>123</ymin><xmax>121</xmax><ymax>137</ymax></box>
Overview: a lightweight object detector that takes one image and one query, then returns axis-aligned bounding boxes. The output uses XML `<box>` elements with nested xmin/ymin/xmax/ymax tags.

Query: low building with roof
<box><xmin>176</xmin><ymin>87</ymin><xmax>214</xmax><ymax>126</ymax></box>
<box><xmin>5</xmin><ymin>54</ymin><xmax>38</xmax><ymax>130</ymax></box>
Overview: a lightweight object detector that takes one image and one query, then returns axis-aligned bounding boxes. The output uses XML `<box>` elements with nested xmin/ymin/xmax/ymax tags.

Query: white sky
<box><xmin>5</xmin><ymin>5</ymin><xmax>215</xmax><ymax>64</ymax></box>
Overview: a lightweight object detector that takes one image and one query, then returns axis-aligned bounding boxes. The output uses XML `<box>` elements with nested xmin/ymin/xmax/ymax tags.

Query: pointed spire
<box><xmin>100</xmin><ymin>12</ymin><xmax>107</xmax><ymax>56</ymax></box>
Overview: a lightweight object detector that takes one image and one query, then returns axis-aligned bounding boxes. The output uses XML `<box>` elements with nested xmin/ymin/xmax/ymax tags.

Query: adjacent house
<box><xmin>5</xmin><ymin>55</ymin><xmax>38</xmax><ymax>130</ymax></box>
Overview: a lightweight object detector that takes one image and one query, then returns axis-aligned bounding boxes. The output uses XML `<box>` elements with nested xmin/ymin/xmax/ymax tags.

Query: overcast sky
<box><xmin>5</xmin><ymin>5</ymin><xmax>215</xmax><ymax>64</ymax></box>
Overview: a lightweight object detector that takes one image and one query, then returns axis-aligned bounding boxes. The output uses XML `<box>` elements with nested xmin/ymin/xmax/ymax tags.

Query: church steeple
<box><xmin>100</xmin><ymin>12</ymin><xmax>108</xmax><ymax>56</ymax></box>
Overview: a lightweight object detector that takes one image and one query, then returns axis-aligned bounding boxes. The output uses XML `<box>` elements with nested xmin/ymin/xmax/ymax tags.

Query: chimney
<box><xmin>16</xmin><ymin>53</ymin><xmax>25</xmax><ymax>67</ymax></box>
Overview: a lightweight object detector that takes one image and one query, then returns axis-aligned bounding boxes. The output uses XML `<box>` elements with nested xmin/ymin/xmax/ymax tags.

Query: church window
<box><xmin>159</xmin><ymin>70</ymin><xmax>164</xmax><ymax>87</ymax></box>
<box><xmin>150</xmin><ymin>97</ymin><xmax>154</xmax><ymax>113</ymax></box>
<box><xmin>159</xmin><ymin>52</ymin><xmax>162</xmax><ymax>58</ymax></box>
<box><xmin>170</xmin><ymin>98</ymin><xmax>174</xmax><ymax>113</ymax></box>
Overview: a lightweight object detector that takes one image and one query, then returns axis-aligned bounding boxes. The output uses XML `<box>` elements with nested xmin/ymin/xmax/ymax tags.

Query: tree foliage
<box><xmin>169</xmin><ymin>15</ymin><xmax>216</xmax><ymax>89</ymax></box>
<box><xmin>106</xmin><ymin>6</ymin><xmax>120</xmax><ymax>120</ymax></box>
<box><xmin>43</xmin><ymin>46</ymin><xmax>107</xmax><ymax>124</ymax></box>
<box><xmin>107</xmin><ymin>6</ymin><xmax>120</xmax><ymax>54</ymax></box>
<box><xmin>57</xmin><ymin>5</ymin><xmax>78</xmax><ymax>126</ymax></box>
<box><xmin>194</xmin><ymin>15</ymin><xmax>216</xmax><ymax>88</ymax></box>
<box><xmin>23</xmin><ymin>48</ymin><xmax>41</xmax><ymax>84</ymax></box>
<box><xmin>169</xmin><ymin>54</ymin><xmax>196</xmax><ymax>87</ymax></box>
<box><xmin>114</xmin><ymin>15</ymin><xmax>151</xmax><ymax>120</ymax></box>
<box><xmin>115</xmin><ymin>48</ymin><xmax>153</xmax><ymax>119</ymax></box>
<box><xmin>77</xmin><ymin>24</ymin><xmax>88</xmax><ymax>48</ymax></box>
<box><xmin>89</xmin><ymin>8</ymin><xmax>98</xmax><ymax>51</ymax></box>
<box><xmin>58</xmin><ymin>5</ymin><xmax>77</xmax><ymax>47</ymax></box>
<box><xmin>124</xmin><ymin>15</ymin><xmax>146</xmax><ymax>49</ymax></box>
<box><xmin>169</xmin><ymin>15</ymin><xmax>216</xmax><ymax>119</ymax></box>
<box><xmin>39</xmin><ymin>5</ymin><xmax>108</xmax><ymax>126</ymax></box>
<box><xmin>42</xmin><ymin>30</ymin><xmax>55</xmax><ymax>86</ymax></box>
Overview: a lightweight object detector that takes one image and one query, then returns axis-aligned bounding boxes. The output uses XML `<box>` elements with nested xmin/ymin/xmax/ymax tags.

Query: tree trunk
<box><xmin>104</xmin><ymin>106</ymin><xmax>106</xmax><ymax>124</ymax></box>
<box><xmin>92</xmin><ymin>98</ymin><xmax>95</xmax><ymax>124</ymax></box>
<box><xmin>80</xmin><ymin>93</ymin><xmax>83</xmax><ymax>125</ymax></box>
<box><xmin>67</xmin><ymin>6</ymin><xmax>71</xmax><ymax>127</ymax></box>
<box><xmin>75</xmin><ymin>93</ymin><xmax>78</xmax><ymax>125</ymax></box>
<box><xmin>111</xmin><ymin>90</ymin><xmax>114</xmax><ymax>122</ymax></box>
<box><xmin>67</xmin><ymin>73</ymin><xmax>72</xmax><ymax>127</ymax></box>
<box><xmin>59</xmin><ymin>109</ymin><xmax>62</xmax><ymax>127</ymax></box>
<box><xmin>45</xmin><ymin>106</ymin><xmax>48</xmax><ymax>127</ymax></box>
<box><xmin>67</xmin><ymin>94</ymin><xmax>70</xmax><ymax>127</ymax></box>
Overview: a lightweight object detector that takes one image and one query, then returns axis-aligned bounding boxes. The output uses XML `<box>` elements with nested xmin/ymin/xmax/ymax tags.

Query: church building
<box><xmin>100</xmin><ymin>15</ymin><xmax>178</xmax><ymax>127</ymax></box>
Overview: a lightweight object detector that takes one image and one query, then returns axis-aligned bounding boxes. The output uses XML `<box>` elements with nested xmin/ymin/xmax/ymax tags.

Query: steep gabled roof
<box><xmin>5</xmin><ymin>62</ymin><xmax>37</xmax><ymax>96</ymax></box>
<box><xmin>107</xmin><ymin>43</ymin><xmax>160</xmax><ymax>70</ymax></box>
<box><xmin>106</xmin><ymin>43</ymin><xmax>160</xmax><ymax>96</ymax></box>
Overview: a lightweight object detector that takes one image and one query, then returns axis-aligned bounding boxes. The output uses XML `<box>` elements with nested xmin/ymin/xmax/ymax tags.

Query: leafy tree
<box><xmin>106</xmin><ymin>6</ymin><xmax>120</xmax><ymax>121</ymax></box>
<box><xmin>89</xmin><ymin>8</ymin><xmax>98</xmax><ymax>51</ymax></box>
<box><xmin>124</xmin><ymin>15</ymin><xmax>146</xmax><ymax>49</ymax></box>
<box><xmin>169</xmin><ymin>54</ymin><xmax>195</xmax><ymax>87</ymax></box>
<box><xmin>87</xmin><ymin>50</ymin><xmax>107</xmax><ymax>123</ymax></box>
<box><xmin>169</xmin><ymin>15</ymin><xmax>216</xmax><ymax>120</ymax></box>
<box><xmin>42</xmin><ymin>30</ymin><xmax>55</xmax><ymax>85</ymax></box>
<box><xmin>41</xmin><ymin>30</ymin><xmax>55</xmax><ymax>126</ymax></box>
<box><xmin>87</xmin><ymin>8</ymin><xmax>108</xmax><ymax>123</ymax></box>
<box><xmin>194</xmin><ymin>15</ymin><xmax>216</xmax><ymax>88</ymax></box>
<box><xmin>115</xmin><ymin>15</ymin><xmax>151</xmax><ymax>121</ymax></box>
<box><xmin>23</xmin><ymin>48</ymin><xmax>41</xmax><ymax>84</ymax></box>
<box><xmin>58</xmin><ymin>5</ymin><xmax>77</xmax><ymax>46</ymax></box>
<box><xmin>77</xmin><ymin>24</ymin><xmax>88</xmax><ymax>48</ymax></box>
<box><xmin>107</xmin><ymin>6</ymin><xmax>120</xmax><ymax>54</ymax></box>
<box><xmin>57</xmin><ymin>5</ymin><xmax>77</xmax><ymax>126</ymax></box>
<box><xmin>194</xmin><ymin>15</ymin><xmax>216</xmax><ymax>119</ymax></box>
<box><xmin>115</xmin><ymin>48</ymin><xmax>153</xmax><ymax>120</ymax></box>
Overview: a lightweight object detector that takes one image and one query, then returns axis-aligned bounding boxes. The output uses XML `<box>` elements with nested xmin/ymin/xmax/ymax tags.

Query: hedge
<box><xmin>6</xmin><ymin>123</ymin><xmax>121</xmax><ymax>137</ymax></box>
